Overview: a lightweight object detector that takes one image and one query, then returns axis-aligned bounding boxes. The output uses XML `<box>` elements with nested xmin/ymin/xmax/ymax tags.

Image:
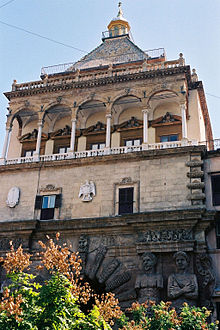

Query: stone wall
<box><xmin>0</xmin><ymin>147</ymin><xmax>201</xmax><ymax>221</ymax></box>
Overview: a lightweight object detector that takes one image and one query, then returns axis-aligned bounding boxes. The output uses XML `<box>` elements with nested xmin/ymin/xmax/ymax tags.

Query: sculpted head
<box><xmin>142</xmin><ymin>252</ymin><xmax>157</xmax><ymax>272</ymax></box>
<box><xmin>173</xmin><ymin>251</ymin><xmax>189</xmax><ymax>271</ymax></box>
<box><xmin>78</xmin><ymin>235</ymin><xmax>88</xmax><ymax>251</ymax></box>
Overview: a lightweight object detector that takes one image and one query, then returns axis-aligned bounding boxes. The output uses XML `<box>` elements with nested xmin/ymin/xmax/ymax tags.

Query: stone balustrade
<box><xmin>1</xmin><ymin>140</ymin><xmax>199</xmax><ymax>166</ymax></box>
<box><xmin>12</xmin><ymin>59</ymin><xmax>181</xmax><ymax>92</ymax></box>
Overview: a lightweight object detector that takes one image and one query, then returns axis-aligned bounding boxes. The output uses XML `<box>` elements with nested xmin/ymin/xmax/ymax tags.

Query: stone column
<box><xmin>35</xmin><ymin>120</ymin><xmax>43</xmax><ymax>156</ymax></box>
<box><xmin>105</xmin><ymin>114</ymin><xmax>112</xmax><ymax>148</ymax></box>
<box><xmin>1</xmin><ymin>126</ymin><xmax>12</xmax><ymax>159</ymax></box>
<box><xmin>142</xmin><ymin>109</ymin><xmax>149</xmax><ymax>144</ymax></box>
<box><xmin>181</xmin><ymin>103</ymin><xmax>188</xmax><ymax>139</ymax></box>
<box><xmin>70</xmin><ymin>119</ymin><xmax>76</xmax><ymax>152</ymax></box>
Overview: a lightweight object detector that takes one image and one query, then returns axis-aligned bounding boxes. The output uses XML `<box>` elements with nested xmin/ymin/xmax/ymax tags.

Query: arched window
<box><xmin>114</xmin><ymin>26</ymin><xmax>119</xmax><ymax>36</ymax></box>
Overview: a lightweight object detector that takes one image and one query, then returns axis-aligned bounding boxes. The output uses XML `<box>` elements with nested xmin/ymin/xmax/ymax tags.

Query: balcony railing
<box><xmin>199</xmin><ymin>139</ymin><xmax>220</xmax><ymax>151</ymax></box>
<box><xmin>1</xmin><ymin>140</ymin><xmax>198</xmax><ymax>166</ymax></box>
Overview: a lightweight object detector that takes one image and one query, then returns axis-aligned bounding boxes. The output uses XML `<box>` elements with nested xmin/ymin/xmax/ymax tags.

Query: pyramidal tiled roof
<box><xmin>73</xmin><ymin>36</ymin><xmax>147</xmax><ymax>70</ymax></box>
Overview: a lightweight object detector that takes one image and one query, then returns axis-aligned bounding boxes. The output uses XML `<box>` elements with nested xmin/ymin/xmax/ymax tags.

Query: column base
<box><xmin>181</xmin><ymin>138</ymin><xmax>189</xmax><ymax>146</ymax></box>
<box><xmin>33</xmin><ymin>153</ymin><xmax>40</xmax><ymax>162</ymax></box>
<box><xmin>142</xmin><ymin>143</ymin><xmax>149</xmax><ymax>150</ymax></box>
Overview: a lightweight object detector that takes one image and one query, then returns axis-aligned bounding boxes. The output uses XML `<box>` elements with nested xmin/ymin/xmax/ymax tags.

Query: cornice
<box><xmin>4</xmin><ymin>66</ymin><xmax>191</xmax><ymax>100</ymax></box>
<box><xmin>0</xmin><ymin>145</ymin><xmax>205</xmax><ymax>173</ymax></box>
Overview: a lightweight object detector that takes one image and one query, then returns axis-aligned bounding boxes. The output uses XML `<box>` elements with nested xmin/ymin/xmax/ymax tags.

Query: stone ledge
<box><xmin>0</xmin><ymin>146</ymin><xmax>206</xmax><ymax>172</ymax></box>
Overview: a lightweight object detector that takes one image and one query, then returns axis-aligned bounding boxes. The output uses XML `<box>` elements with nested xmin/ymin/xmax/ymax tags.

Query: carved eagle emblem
<box><xmin>79</xmin><ymin>181</ymin><xmax>96</xmax><ymax>202</ymax></box>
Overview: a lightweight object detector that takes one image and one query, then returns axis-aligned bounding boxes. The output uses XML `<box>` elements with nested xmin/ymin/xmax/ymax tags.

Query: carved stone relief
<box><xmin>167</xmin><ymin>251</ymin><xmax>198</xmax><ymax>312</ymax></box>
<box><xmin>0</xmin><ymin>238</ymin><xmax>25</xmax><ymax>251</ymax></box>
<box><xmin>79</xmin><ymin>181</ymin><xmax>96</xmax><ymax>202</ymax></box>
<box><xmin>78</xmin><ymin>235</ymin><xmax>89</xmax><ymax>276</ymax></box>
<box><xmin>196</xmin><ymin>254</ymin><xmax>215</xmax><ymax>310</ymax></box>
<box><xmin>135</xmin><ymin>252</ymin><xmax>163</xmax><ymax>304</ymax></box>
<box><xmin>6</xmin><ymin>187</ymin><xmax>20</xmax><ymax>208</ymax></box>
<box><xmin>138</xmin><ymin>229</ymin><xmax>192</xmax><ymax>243</ymax></box>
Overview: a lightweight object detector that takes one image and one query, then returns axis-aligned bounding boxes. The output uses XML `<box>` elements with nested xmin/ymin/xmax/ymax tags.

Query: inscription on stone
<box><xmin>139</xmin><ymin>229</ymin><xmax>192</xmax><ymax>243</ymax></box>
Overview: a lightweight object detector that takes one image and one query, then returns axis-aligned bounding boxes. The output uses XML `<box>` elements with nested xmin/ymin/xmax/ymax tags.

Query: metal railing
<box><xmin>41</xmin><ymin>47</ymin><xmax>166</xmax><ymax>76</ymax></box>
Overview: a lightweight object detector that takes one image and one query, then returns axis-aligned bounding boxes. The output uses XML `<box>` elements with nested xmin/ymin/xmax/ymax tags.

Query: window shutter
<box><xmin>55</xmin><ymin>194</ymin><xmax>62</xmax><ymax>208</ymax></box>
<box><xmin>35</xmin><ymin>195</ymin><xmax>42</xmax><ymax>209</ymax></box>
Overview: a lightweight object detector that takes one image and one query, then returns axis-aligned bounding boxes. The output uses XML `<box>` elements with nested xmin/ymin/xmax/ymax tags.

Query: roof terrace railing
<box><xmin>41</xmin><ymin>48</ymin><xmax>165</xmax><ymax>77</ymax></box>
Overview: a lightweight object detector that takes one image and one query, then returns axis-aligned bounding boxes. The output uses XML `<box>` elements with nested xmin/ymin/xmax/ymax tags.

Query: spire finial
<box><xmin>117</xmin><ymin>2</ymin><xmax>123</xmax><ymax>18</ymax></box>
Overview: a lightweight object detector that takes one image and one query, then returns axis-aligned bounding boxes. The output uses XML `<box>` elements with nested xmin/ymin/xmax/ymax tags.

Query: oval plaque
<box><xmin>6</xmin><ymin>187</ymin><xmax>20</xmax><ymax>208</ymax></box>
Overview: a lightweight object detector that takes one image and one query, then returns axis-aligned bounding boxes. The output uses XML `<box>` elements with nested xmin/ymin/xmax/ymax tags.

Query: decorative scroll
<box><xmin>78</xmin><ymin>235</ymin><xmax>89</xmax><ymax>275</ymax></box>
<box><xmin>105</xmin><ymin>271</ymin><xmax>131</xmax><ymax>292</ymax></box>
<box><xmin>139</xmin><ymin>229</ymin><xmax>192</xmax><ymax>243</ymax></box>
<box><xmin>97</xmin><ymin>259</ymin><xmax>120</xmax><ymax>284</ymax></box>
<box><xmin>89</xmin><ymin>245</ymin><xmax>107</xmax><ymax>280</ymax></box>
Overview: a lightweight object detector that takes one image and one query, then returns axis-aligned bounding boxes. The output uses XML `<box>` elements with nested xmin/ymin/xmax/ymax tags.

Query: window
<box><xmin>124</xmin><ymin>139</ymin><xmax>142</xmax><ymax>147</ymax></box>
<box><xmin>160</xmin><ymin>134</ymin><xmax>179</xmax><ymax>142</ymax></box>
<box><xmin>35</xmin><ymin>194</ymin><xmax>62</xmax><ymax>220</ymax></box>
<box><xmin>58</xmin><ymin>146</ymin><xmax>71</xmax><ymax>154</ymax></box>
<box><xmin>91</xmin><ymin>143</ymin><xmax>105</xmax><ymax>150</ymax></box>
<box><xmin>119</xmin><ymin>187</ymin><xmax>134</xmax><ymax>215</ymax></box>
<box><xmin>212</xmin><ymin>176</ymin><xmax>220</xmax><ymax>206</ymax></box>
<box><xmin>24</xmin><ymin>150</ymin><xmax>34</xmax><ymax>157</ymax></box>
<box><xmin>114</xmin><ymin>26</ymin><xmax>119</xmax><ymax>36</ymax></box>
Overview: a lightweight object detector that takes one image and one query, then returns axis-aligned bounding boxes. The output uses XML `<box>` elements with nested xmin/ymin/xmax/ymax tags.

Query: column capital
<box><xmin>180</xmin><ymin>102</ymin><xmax>186</xmax><ymax>109</ymax></box>
<box><xmin>71</xmin><ymin>107</ymin><xmax>77</xmax><ymax>120</ymax></box>
<box><xmin>106</xmin><ymin>113</ymin><xmax>112</xmax><ymax>119</ymax></box>
<box><xmin>142</xmin><ymin>108</ymin><xmax>150</xmax><ymax>114</ymax></box>
<box><xmin>37</xmin><ymin>119</ymin><xmax>44</xmax><ymax>127</ymax></box>
<box><xmin>105</xmin><ymin>103</ymin><xmax>112</xmax><ymax>114</ymax></box>
<box><xmin>71</xmin><ymin>118</ymin><xmax>77</xmax><ymax>123</ymax></box>
<box><xmin>5</xmin><ymin>125</ymin><xmax>12</xmax><ymax>132</ymax></box>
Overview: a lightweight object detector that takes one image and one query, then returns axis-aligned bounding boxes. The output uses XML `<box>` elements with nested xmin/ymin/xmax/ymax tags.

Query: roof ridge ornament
<box><xmin>117</xmin><ymin>2</ymin><xmax>123</xmax><ymax>18</ymax></box>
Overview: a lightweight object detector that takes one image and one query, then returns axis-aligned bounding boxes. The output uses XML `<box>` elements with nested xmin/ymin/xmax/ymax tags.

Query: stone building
<box><xmin>0</xmin><ymin>3</ymin><xmax>218</xmax><ymax>316</ymax></box>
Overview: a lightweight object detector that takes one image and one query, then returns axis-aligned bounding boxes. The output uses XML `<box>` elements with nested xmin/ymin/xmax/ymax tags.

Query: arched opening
<box><xmin>112</xmin><ymin>95</ymin><xmax>142</xmax><ymax>147</ymax></box>
<box><xmin>44</xmin><ymin>104</ymin><xmax>72</xmax><ymax>154</ymax></box>
<box><xmin>78</xmin><ymin>100</ymin><xmax>106</xmax><ymax>151</ymax></box>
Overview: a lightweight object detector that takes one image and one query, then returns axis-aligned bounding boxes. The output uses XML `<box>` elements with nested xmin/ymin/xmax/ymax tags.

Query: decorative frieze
<box><xmin>138</xmin><ymin>229</ymin><xmax>193</xmax><ymax>243</ymax></box>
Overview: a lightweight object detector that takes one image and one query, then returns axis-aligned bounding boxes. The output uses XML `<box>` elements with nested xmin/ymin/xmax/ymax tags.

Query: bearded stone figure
<box><xmin>168</xmin><ymin>251</ymin><xmax>198</xmax><ymax>311</ymax></box>
<box><xmin>135</xmin><ymin>252</ymin><xmax>163</xmax><ymax>304</ymax></box>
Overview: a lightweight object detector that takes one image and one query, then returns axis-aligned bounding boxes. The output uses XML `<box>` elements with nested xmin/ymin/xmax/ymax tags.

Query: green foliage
<box><xmin>118</xmin><ymin>301</ymin><xmax>219</xmax><ymax>330</ymax></box>
<box><xmin>0</xmin><ymin>272</ymin><xmax>111</xmax><ymax>329</ymax></box>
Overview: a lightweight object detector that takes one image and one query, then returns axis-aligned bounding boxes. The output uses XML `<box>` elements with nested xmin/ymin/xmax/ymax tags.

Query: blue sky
<box><xmin>0</xmin><ymin>0</ymin><xmax>220</xmax><ymax>151</ymax></box>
